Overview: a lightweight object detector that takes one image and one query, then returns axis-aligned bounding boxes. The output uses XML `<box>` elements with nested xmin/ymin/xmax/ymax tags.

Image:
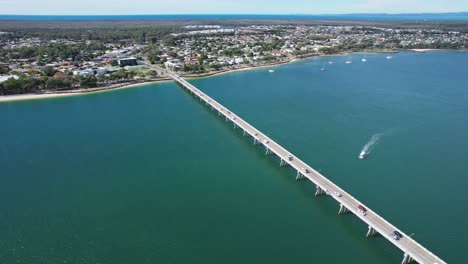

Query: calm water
<box><xmin>1</xmin><ymin>51</ymin><xmax>467</xmax><ymax>263</ymax></box>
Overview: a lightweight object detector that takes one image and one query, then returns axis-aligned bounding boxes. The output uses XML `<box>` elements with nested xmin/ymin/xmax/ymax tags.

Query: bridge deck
<box><xmin>170</xmin><ymin>73</ymin><xmax>446</xmax><ymax>264</ymax></box>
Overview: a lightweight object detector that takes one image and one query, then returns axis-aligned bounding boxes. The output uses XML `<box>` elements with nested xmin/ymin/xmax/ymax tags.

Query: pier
<box><xmin>168</xmin><ymin>72</ymin><xmax>446</xmax><ymax>264</ymax></box>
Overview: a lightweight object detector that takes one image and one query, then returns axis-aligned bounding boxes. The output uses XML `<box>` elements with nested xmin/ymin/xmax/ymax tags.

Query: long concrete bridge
<box><xmin>166</xmin><ymin>71</ymin><xmax>446</xmax><ymax>264</ymax></box>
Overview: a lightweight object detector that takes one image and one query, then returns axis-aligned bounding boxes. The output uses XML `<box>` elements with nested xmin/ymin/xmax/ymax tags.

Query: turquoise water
<box><xmin>1</xmin><ymin>51</ymin><xmax>467</xmax><ymax>263</ymax></box>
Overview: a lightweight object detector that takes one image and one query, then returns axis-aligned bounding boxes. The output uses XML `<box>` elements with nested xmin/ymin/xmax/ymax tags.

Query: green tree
<box><xmin>45</xmin><ymin>78</ymin><xmax>72</xmax><ymax>89</ymax></box>
<box><xmin>37</xmin><ymin>56</ymin><xmax>45</xmax><ymax>66</ymax></box>
<box><xmin>0</xmin><ymin>64</ymin><xmax>9</xmax><ymax>74</ymax></box>
<box><xmin>145</xmin><ymin>70</ymin><xmax>158</xmax><ymax>78</ymax></box>
<box><xmin>1</xmin><ymin>78</ymin><xmax>22</xmax><ymax>93</ymax></box>
<box><xmin>42</xmin><ymin>66</ymin><xmax>56</xmax><ymax>77</ymax></box>
<box><xmin>80</xmin><ymin>76</ymin><xmax>98</xmax><ymax>88</ymax></box>
<box><xmin>111</xmin><ymin>60</ymin><xmax>119</xmax><ymax>66</ymax></box>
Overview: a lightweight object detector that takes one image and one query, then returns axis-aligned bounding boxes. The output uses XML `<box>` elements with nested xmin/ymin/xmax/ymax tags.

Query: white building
<box><xmin>0</xmin><ymin>75</ymin><xmax>19</xmax><ymax>83</ymax></box>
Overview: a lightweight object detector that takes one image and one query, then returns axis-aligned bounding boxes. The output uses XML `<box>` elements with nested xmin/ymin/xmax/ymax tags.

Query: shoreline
<box><xmin>1</xmin><ymin>48</ymin><xmax>465</xmax><ymax>103</ymax></box>
<box><xmin>0</xmin><ymin>78</ymin><xmax>172</xmax><ymax>103</ymax></box>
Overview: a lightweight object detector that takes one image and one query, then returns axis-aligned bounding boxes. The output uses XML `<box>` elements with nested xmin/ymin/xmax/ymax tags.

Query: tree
<box><xmin>45</xmin><ymin>78</ymin><xmax>72</xmax><ymax>89</ymax></box>
<box><xmin>111</xmin><ymin>60</ymin><xmax>119</xmax><ymax>67</ymax></box>
<box><xmin>0</xmin><ymin>64</ymin><xmax>9</xmax><ymax>74</ymax></box>
<box><xmin>36</xmin><ymin>56</ymin><xmax>45</xmax><ymax>66</ymax></box>
<box><xmin>163</xmin><ymin>35</ymin><xmax>176</xmax><ymax>46</ymax></box>
<box><xmin>1</xmin><ymin>78</ymin><xmax>22</xmax><ymax>93</ymax></box>
<box><xmin>80</xmin><ymin>76</ymin><xmax>98</xmax><ymax>88</ymax></box>
<box><xmin>42</xmin><ymin>66</ymin><xmax>56</xmax><ymax>77</ymax></box>
<box><xmin>145</xmin><ymin>70</ymin><xmax>158</xmax><ymax>78</ymax></box>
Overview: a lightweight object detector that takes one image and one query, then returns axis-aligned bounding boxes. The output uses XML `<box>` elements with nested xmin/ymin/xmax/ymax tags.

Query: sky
<box><xmin>0</xmin><ymin>0</ymin><xmax>467</xmax><ymax>15</ymax></box>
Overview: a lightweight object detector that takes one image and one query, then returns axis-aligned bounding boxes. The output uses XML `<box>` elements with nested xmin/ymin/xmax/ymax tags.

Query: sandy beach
<box><xmin>0</xmin><ymin>78</ymin><xmax>172</xmax><ymax>103</ymax></box>
<box><xmin>0</xmin><ymin>49</ymin><xmax>428</xmax><ymax>103</ymax></box>
<box><xmin>0</xmin><ymin>57</ymin><xmax>309</xmax><ymax>103</ymax></box>
<box><xmin>410</xmin><ymin>49</ymin><xmax>437</xmax><ymax>52</ymax></box>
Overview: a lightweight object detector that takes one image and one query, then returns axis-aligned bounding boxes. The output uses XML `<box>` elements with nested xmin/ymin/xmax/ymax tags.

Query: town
<box><xmin>1</xmin><ymin>23</ymin><xmax>467</xmax><ymax>95</ymax></box>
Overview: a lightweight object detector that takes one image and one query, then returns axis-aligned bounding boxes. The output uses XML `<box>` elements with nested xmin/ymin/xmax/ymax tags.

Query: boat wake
<box><xmin>359</xmin><ymin>133</ymin><xmax>383</xmax><ymax>159</ymax></box>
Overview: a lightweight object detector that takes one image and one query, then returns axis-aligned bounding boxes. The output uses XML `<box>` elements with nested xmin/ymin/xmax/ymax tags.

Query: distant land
<box><xmin>0</xmin><ymin>12</ymin><xmax>468</xmax><ymax>21</ymax></box>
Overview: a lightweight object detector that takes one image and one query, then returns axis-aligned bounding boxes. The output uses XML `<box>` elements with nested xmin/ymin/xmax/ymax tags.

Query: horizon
<box><xmin>1</xmin><ymin>0</ymin><xmax>468</xmax><ymax>16</ymax></box>
<box><xmin>1</xmin><ymin>11</ymin><xmax>468</xmax><ymax>16</ymax></box>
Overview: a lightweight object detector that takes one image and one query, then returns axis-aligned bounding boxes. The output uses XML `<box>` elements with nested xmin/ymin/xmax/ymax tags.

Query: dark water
<box><xmin>1</xmin><ymin>51</ymin><xmax>467</xmax><ymax>263</ymax></box>
<box><xmin>1</xmin><ymin>13</ymin><xmax>468</xmax><ymax>21</ymax></box>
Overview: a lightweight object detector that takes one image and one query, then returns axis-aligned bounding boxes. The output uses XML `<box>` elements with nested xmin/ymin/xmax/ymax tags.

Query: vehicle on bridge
<box><xmin>334</xmin><ymin>191</ymin><xmax>342</xmax><ymax>197</ymax></box>
<box><xmin>394</xmin><ymin>230</ymin><xmax>403</xmax><ymax>238</ymax></box>
<box><xmin>302</xmin><ymin>168</ymin><xmax>309</xmax><ymax>173</ymax></box>
<box><xmin>287</xmin><ymin>154</ymin><xmax>294</xmax><ymax>161</ymax></box>
<box><xmin>358</xmin><ymin>205</ymin><xmax>367</xmax><ymax>216</ymax></box>
<box><xmin>391</xmin><ymin>230</ymin><xmax>403</xmax><ymax>240</ymax></box>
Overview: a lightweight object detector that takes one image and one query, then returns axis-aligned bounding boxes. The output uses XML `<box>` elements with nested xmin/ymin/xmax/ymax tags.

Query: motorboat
<box><xmin>359</xmin><ymin>151</ymin><xmax>366</xmax><ymax>159</ymax></box>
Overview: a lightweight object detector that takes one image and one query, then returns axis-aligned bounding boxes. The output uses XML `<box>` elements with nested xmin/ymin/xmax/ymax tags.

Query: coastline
<box><xmin>1</xmin><ymin>48</ymin><xmax>465</xmax><ymax>103</ymax></box>
<box><xmin>0</xmin><ymin>57</ymin><xmax>313</xmax><ymax>103</ymax></box>
<box><xmin>0</xmin><ymin>78</ymin><xmax>172</xmax><ymax>103</ymax></box>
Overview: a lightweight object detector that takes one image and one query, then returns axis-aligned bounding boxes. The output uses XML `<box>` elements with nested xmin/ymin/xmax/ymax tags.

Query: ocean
<box><xmin>0</xmin><ymin>13</ymin><xmax>468</xmax><ymax>21</ymax></box>
<box><xmin>0</xmin><ymin>51</ymin><xmax>467</xmax><ymax>263</ymax></box>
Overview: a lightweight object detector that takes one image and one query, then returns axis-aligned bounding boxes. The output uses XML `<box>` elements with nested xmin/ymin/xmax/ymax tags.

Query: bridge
<box><xmin>165</xmin><ymin>70</ymin><xmax>446</xmax><ymax>264</ymax></box>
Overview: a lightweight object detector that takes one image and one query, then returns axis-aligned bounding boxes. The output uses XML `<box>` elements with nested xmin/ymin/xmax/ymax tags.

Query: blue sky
<box><xmin>0</xmin><ymin>0</ymin><xmax>467</xmax><ymax>15</ymax></box>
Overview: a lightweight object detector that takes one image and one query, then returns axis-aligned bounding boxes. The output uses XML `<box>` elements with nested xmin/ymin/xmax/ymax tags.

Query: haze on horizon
<box><xmin>0</xmin><ymin>0</ymin><xmax>467</xmax><ymax>15</ymax></box>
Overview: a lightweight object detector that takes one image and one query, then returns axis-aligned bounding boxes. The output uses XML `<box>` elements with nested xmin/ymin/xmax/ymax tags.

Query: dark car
<box><xmin>393</xmin><ymin>231</ymin><xmax>403</xmax><ymax>238</ymax></box>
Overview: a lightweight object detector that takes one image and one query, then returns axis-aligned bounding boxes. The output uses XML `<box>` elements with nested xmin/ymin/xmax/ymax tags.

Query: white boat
<box><xmin>362</xmin><ymin>58</ymin><xmax>367</xmax><ymax>62</ymax></box>
<box><xmin>328</xmin><ymin>61</ymin><xmax>334</xmax><ymax>64</ymax></box>
<box><xmin>386</xmin><ymin>55</ymin><xmax>393</xmax><ymax>59</ymax></box>
<box><xmin>359</xmin><ymin>151</ymin><xmax>366</xmax><ymax>159</ymax></box>
<box><xmin>346</xmin><ymin>60</ymin><xmax>352</xmax><ymax>64</ymax></box>
<box><xmin>321</xmin><ymin>67</ymin><xmax>326</xmax><ymax>71</ymax></box>
<box><xmin>268</xmin><ymin>69</ymin><xmax>275</xmax><ymax>73</ymax></box>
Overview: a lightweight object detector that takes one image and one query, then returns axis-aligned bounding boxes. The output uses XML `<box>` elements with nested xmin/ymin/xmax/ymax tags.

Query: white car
<box><xmin>334</xmin><ymin>191</ymin><xmax>342</xmax><ymax>197</ymax></box>
<box><xmin>263</xmin><ymin>140</ymin><xmax>269</xmax><ymax>144</ymax></box>
<box><xmin>302</xmin><ymin>168</ymin><xmax>309</xmax><ymax>173</ymax></box>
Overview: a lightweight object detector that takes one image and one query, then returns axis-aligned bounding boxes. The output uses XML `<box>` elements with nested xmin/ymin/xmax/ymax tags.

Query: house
<box><xmin>53</xmin><ymin>72</ymin><xmax>69</xmax><ymax>79</ymax></box>
<box><xmin>271</xmin><ymin>50</ymin><xmax>282</xmax><ymax>57</ymax></box>
<box><xmin>0</xmin><ymin>75</ymin><xmax>19</xmax><ymax>83</ymax></box>
<box><xmin>118</xmin><ymin>58</ymin><xmax>137</xmax><ymax>67</ymax></box>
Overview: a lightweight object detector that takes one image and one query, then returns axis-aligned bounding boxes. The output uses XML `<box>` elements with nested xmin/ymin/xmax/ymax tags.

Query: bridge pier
<box><xmin>315</xmin><ymin>186</ymin><xmax>325</xmax><ymax>197</ymax></box>
<box><xmin>296</xmin><ymin>171</ymin><xmax>305</xmax><ymax>180</ymax></box>
<box><xmin>338</xmin><ymin>204</ymin><xmax>349</xmax><ymax>214</ymax></box>
<box><xmin>253</xmin><ymin>138</ymin><xmax>260</xmax><ymax>145</ymax></box>
<box><xmin>265</xmin><ymin>147</ymin><xmax>271</xmax><ymax>155</ymax></box>
<box><xmin>401</xmin><ymin>253</ymin><xmax>415</xmax><ymax>264</ymax></box>
<box><xmin>280</xmin><ymin>159</ymin><xmax>287</xmax><ymax>167</ymax></box>
<box><xmin>366</xmin><ymin>226</ymin><xmax>378</xmax><ymax>237</ymax></box>
<box><xmin>243</xmin><ymin>130</ymin><xmax>247</xmax><ymax>136</ymax></box>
